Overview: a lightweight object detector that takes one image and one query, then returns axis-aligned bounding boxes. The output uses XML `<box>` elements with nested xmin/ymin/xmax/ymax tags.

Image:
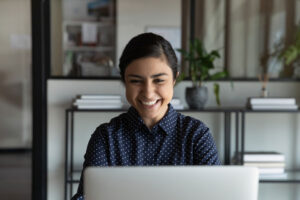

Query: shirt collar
<box><xmin>157</xmin><ymin>104</ymin><xmax>178</xmax><ymax>135</ymax></box>
<box><xmin>126</xmin><ymin>104</ymin><xmax>178</xmax><ymax>135</ymax></box>
<box><xmin>126</xmin><ymin>106</ymin><xmax>144</xmax><ymax>130</ymax></box>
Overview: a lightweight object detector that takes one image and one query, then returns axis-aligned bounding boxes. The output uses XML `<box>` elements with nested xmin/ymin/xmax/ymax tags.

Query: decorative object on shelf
<box><xmin>176</xmin><ymin>38</ymin><xmax>227</xmax><ymax>108</ymax></box>
<box><xmin>185</xmin><ymin>86</ymin><xmax>208</xmax><ymax>109</ymax></box>
<box><xmin>79</xmin><ymin>55</ymin><xmax>115</xmax><ymax>76</ymax></box>
<box><xmin>170</xmin><ymin>97</ymin><xmax>184</xmax><ymax>110</ymax></box>
<box><xmin>247</xmin><ymin>97</ymin><xmax>298</xmax><ymax>110</ymax></box>
<box><xmin>258</xmin><ymin>73</ymin><xmax>269</xmax><ymax>97</ymax></box>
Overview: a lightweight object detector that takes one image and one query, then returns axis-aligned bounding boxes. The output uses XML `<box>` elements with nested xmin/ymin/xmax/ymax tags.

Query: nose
<box><xmin>142</xmin><ymin>81</ymin><xmax>155</xmax><ymax>99</ymax></box>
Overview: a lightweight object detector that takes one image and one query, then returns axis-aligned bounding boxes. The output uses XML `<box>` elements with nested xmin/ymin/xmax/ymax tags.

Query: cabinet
<box><xmin>62</xmin><ymin>0</ymin><xmax>117</xmax><ymax>77</ymax></box>
<box><xmin>64</xmin><ymin>107</ymin><xmax>300</xmax><ymax>199</ymax></box>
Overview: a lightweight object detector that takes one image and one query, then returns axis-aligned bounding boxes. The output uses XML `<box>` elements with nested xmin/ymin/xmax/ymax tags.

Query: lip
<box><xmin>141</xmin><ymin>100</ymin><xmax>157</xmax><ymax>106</ymax></box>
<box><xmin>139</xmin><ymin>99</ymin><xmax>161</xmax><ymax>109</ymax></box>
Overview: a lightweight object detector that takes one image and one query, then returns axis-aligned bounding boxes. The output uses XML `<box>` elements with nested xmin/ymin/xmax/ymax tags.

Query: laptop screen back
<box><xmin>84</xmin><ymin>166</ymin><xmax>259</xmax><ymax>200</ymax></box>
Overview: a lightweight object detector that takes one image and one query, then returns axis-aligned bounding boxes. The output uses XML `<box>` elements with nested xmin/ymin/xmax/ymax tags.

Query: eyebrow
<box><xmin>127</xmin><ymin>73</ymin><xmax>168</xmax><ymax>79</ymax></box>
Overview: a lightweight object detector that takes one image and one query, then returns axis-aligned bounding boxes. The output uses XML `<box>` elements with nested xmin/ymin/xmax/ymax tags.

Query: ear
<box><xmin>173</xmin><ymin>72</ymin><xmax>180</xmax><ymax>85</ymax></box>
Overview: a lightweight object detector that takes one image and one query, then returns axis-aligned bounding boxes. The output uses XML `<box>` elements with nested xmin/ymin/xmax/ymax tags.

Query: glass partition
<box><xmin>50</xmin><ymin>0</ymin><xmax>181</xmax><ymax>78</ymax></box>
<box><xmin>195</xmin><ymin>0</ymin><xmax>300</xmax><ymax>79</ymax></box>
<box><xmin>51</xmin><ymin>0</ymin><xmax>300</xmax><ymax>80</ymax></box>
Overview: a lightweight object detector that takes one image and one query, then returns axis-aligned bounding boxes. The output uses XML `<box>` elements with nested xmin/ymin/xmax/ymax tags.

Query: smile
<box><xmin>141</xmin><ymin>100</ymin><xmax>158</xmax><ymax>106</ymax></box>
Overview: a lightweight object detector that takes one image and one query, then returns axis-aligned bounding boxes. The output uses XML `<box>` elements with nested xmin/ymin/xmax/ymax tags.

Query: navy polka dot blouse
<box><xmin>72</xmin><ymin>104</ymin><xmax>221</xmax><ymax>200</ymax></box>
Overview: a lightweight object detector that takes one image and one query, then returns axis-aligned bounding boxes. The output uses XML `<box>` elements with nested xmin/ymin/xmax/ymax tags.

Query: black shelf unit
<box><xmin>234</xmin><ymin>108</ymin><xmax>300</xmax><ymax>184</ymax></box>
<box><xmin>64</xmin><ymin>107</ymin><xmax>240</xmax><ymax>199</ymax></box>
<box><xmin>64</xmin><ymin>107</ymin><xmax>300</xmax><ymax>199</ymax></box>
<box><xmin>65</xmin><ymin>108</ymin><xmax>126</xmax><ymax>199</ymax></box>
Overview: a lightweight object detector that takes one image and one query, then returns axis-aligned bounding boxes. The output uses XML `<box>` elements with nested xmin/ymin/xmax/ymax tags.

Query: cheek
<box><xmin>125</xmin><ymin>85</ymin><xmax>137</xmax><ymax>101</ymax></box>
<box><xmin>159</xmin><ymin>84</ymin><xmax>174</xmax><ymax>98</ymax></box>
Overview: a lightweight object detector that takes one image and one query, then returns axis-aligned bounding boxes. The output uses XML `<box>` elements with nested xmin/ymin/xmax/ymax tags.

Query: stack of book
<box><xmin>170</xmin><ymin>98</ymin><xmax>184</xmax><ymax>110</ymax></box>
<box><xmin>241</xmin><ymin>151</ymin><xmax>287</xmax><ymax>179</ymax></box>
<box><xmin>73</xmin><ymin>94</ymin><xmax>124</xmax><ymax>109</ymax></box>
<box><xmin>247</xmin><ymin>97</ymin><xmax>298</xmax><ymax>110</ymax></box>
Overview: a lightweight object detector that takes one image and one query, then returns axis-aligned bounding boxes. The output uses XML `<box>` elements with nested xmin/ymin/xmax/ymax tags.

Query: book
<box><xmin>248</xmin><ymin>97</ymin><xmax>296</xmax><ymax>105</ymax></box>
<box><xmin>75</xmin><ymin>104</ymin><xmax>123</xmax><ymax>109</ymax></box>
<box><xmin>74</xmin><ymin>103</ymin><xmax>123</xmax><ymax>107</ymax></box>
<box><xmin>244</xmin><ymin>162</ymin><xmax>285</xmax><ymax>168</ymax></box>
<box><xmin>74</xmin><ymin>99</ymin><xmax>122</xmax><ymax>104</ymax></box>
<box><xmin>259</xmin><ymin>173</ymin><xmax>288</xmax><ymax>180</ymax></box>
<box><xmin>251</xmin><ymin>104</ymin><xmax>298</xmax><ymax>110</ymax></box>
<box><xmin>258</xmin><ymin>168</ymin><xmax>285</xmax><ymax>174</ymax></box>
<box><xmin>242</xmin><ymin>152</ymin><xmax>285</xmax><ymax>162</ymax></box>
<box><xmin>77</xmin><ymin>94</ymin><xmax>121</xmax><ymax>100</ymax></box>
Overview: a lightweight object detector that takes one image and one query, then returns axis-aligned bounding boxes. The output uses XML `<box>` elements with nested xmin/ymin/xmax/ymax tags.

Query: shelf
<box><xmin>64</xmin><ymin>46</ymin><xmax>114</xmax><ymax>52</ymax></box>
<box><xmin>243</xmin><ymin>108</ymin><xmax>300</xmax><ymax>113</ymax></box>
<box><xmin>65</xmin><ymin>107</ymin><xmax>300</xmax><ymax>200</ymax></box>
<box><xmin>67</xmin><ymin>171</ymin><xmax>81</xmax><ymax>184</ymax></box>
<box><xmin>63</xmin><ymin>20</ymin><xmax>114</xmax><ymax>27</ymax></box>
<box><xmin>260</xmin><ymin>171</ymin><xmax>300</xmax><ymax>183</ymax></box>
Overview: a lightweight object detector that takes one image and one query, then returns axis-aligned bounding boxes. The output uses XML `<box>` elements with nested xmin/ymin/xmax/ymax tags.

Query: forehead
<box><xmin>125</xmin><ymin>57</ymin><xmax>172</xmax><ymax>76</ymax></box>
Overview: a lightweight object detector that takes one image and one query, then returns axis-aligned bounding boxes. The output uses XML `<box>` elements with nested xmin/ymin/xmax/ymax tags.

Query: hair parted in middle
<box><xmin>119</xmin><ymin>32</ymin><xmax>178</xmax><ymax>81</ymax></box>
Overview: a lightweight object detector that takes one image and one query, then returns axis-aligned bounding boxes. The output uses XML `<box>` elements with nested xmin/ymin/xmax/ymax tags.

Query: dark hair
<box><xmin>119</xmin><ymin>32</ymin><xmax>178</xmax><ymax>81</ymax></box>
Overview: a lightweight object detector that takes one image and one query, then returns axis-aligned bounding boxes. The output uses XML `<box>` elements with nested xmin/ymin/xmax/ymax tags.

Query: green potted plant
<box><xmin>177</xmin><ymin>38</ymin><xmax>227</xmax><ymax>108</ymax></box>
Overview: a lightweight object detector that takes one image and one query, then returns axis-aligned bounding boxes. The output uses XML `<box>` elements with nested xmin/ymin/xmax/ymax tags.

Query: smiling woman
<box><xmin>71</xmin><ymin>33</ymin><xmax>221</xmax><ymax>200</ymax></box>
<box><xmin>120</xmin><ymin>33</ymin><xmax>178</xmax><ymax>129</ymax></box>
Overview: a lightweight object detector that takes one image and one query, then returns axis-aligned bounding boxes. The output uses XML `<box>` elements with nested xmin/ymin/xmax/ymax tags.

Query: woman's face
<box><xmin>124</xmin><ymin>56</ymin><xmax>176</xmax><ymax>128</ymax></box>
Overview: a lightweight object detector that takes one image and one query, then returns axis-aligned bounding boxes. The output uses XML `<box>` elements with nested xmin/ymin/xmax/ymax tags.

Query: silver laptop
<box><xmin>84</xmin><ymin>166</ymin><xmax>259</xmax><ymax>200</ymax></box>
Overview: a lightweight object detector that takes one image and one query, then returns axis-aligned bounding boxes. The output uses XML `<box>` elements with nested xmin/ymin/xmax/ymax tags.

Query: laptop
<box><xmin>84</xmin><ymin>166</ymin><xmax>259</xmax><ymax>200</ymax></box>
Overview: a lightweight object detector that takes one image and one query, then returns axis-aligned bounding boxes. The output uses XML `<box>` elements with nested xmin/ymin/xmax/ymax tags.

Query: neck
<box><xmin>142</xmin><ymin>117</ymin><xmax>158</xmax><ymax>129</ymax></box>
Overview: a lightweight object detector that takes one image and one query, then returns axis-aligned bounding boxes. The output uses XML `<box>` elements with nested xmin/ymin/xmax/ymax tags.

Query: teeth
<box><xmin>142</xmin><ymin>100</ymin><xmax>157</xmax><ymax>105</ymax></box>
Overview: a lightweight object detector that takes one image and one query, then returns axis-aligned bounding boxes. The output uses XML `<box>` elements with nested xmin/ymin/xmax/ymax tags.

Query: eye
<box><xmin>129</xmin><ymin>79</ymin><xmax>142</xmax><ymax>84</ymax></box>
<box><xmin>154</xmin><ymin>79</ymin><xmax>165</xmax><ymax>83</ymax></box>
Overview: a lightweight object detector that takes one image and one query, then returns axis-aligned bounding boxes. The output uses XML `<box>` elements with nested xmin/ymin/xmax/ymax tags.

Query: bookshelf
<box><xmin>62</xmin><ymin>0</ymin><xmax>116</xmax><ymax>77</ymax></box>
<box><xmin>235</xmin><ymin>108</ymin><xmax>300</xmax><ymax>183</ymax></box>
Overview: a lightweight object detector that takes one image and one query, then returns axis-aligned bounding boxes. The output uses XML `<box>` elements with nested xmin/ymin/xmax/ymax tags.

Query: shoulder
<box><xmin>178</xmin><ymin>113</ymin><xmax>209</xmax><ymax>133</ymax></box>
<box><xmin>92</xmin><ymin>112</ymin><xmax>128</xmax><ymax>138</ymax></box>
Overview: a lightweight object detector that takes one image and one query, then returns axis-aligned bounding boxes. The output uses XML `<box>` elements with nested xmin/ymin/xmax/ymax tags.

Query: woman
<box><xmin>72</xmin><ymin>33</ymin><xmax>221</xmax><ymax>200</ymax></box>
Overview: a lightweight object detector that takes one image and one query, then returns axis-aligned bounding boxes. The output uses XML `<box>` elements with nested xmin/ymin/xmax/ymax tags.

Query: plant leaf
<box><xmin>175</xmin><ymin>72</ymin><xmax>186</xmax><ymax>85</ymax></box>
<box><xmin>284</xmin><ymin>46</ymin><xmax>298</xmax><ymax>65</ymax></box>
<box><xmin>210</xmin><ymin>71</ymin><xmax>227</xmax><ymax>80</ymax></box>
<box><xmin>210</xmin><ymin>50</ymin><xmax>220</xmax><ymax>58</ymax></box>
<box><xmin>214</xmin><ymin>83</ymin><xmax>221</xmax><ymax>106</ymax></box>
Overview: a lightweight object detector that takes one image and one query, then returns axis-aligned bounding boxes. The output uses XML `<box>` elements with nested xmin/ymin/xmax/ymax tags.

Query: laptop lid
<box><xmin>84</xmin><ymin>166</ymin><xmax>259</xmax><ymax>200</ymax></box>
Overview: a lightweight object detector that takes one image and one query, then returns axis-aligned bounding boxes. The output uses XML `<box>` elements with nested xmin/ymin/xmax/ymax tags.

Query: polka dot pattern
<box><xmin>71</xmin><ymin>104</ymin><xmax>221</xmax><ymax>200</ymax></box>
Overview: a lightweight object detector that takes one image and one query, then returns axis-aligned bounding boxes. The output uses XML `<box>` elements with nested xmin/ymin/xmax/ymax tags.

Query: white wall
<box><xmin>48</xmin><ymin>79</ymin><xmax>300</xmax><ymax>200</ymax></box>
